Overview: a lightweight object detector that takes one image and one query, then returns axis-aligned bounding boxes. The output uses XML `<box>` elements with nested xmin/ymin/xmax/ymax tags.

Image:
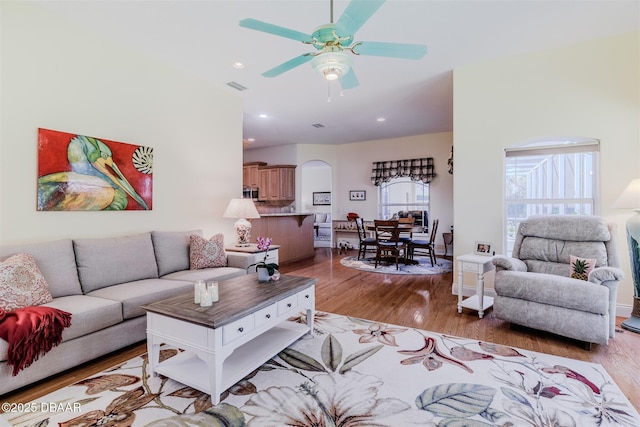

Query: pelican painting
<box><xmin>37</xmin><ymin>129</ymin><xmax>152</xmax><ymax>211</ymax></box>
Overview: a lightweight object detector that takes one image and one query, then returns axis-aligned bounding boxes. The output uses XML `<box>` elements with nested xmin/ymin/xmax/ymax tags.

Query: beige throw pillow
<box><xmin>0</xmin><ymin>253</ymin><xmax>53</xmax><ymax>311</ymax></box>
<box><xmin>189</xmin><ymin>234</ymin><xmax>227</xmax><ymax>269</ymax></box>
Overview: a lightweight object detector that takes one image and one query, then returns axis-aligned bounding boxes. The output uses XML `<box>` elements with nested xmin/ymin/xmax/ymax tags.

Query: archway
<box><xmin>301</xmin><ymin>160</ymin><xmax>332</xmax><ymax>248</ymax></box>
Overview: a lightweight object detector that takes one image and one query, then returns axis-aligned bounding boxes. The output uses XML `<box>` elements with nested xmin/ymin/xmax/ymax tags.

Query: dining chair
<box><xmin>407</xmin><ymin>219</ymin><xmax>439</xmax><ymax>266</ymax></box>
<box><xmin>355</xmin><ymin>217</ymin><xmax>377</xmax><ymax>260</ymax></box>
<box><xmin>373</xmin><ymin>220</ymin><xmax>404</xmax><ymax>269</ymax></box>
<box><xmin>397</xmin><ymin>217</ymin><xmax>414</xmax><ymax>246</ymax></box>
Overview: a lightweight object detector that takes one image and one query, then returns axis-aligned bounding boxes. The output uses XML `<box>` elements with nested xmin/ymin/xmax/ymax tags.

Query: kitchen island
<box><xmin>250</xmin><ymin>213</ymin><xmax>314</xmax><ymax>264</ymax></box>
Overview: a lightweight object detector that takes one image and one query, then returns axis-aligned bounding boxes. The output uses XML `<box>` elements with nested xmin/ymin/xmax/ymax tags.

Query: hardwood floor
<box><xmin>2</xmin><ymin>247</ymin><xmax>639</xmax><ymax>412</ymax></box>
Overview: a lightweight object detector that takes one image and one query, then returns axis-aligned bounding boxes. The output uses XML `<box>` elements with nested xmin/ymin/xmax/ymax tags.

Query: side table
<box><xmin>456</xmin><ymin>253</ymin><xmax>495</xmax><ymax>318</ymax></box>
<box><xmin>225</xmin><ymin>244</ymin><xmax>280</xmax><ymax>273</ymax></box>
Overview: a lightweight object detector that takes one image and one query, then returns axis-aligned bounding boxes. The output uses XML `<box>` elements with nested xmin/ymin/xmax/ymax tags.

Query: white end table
<box><xmin>457</xmin><ymin>253</ymin><xmax>495</xmax><ymax>318</ymax></box>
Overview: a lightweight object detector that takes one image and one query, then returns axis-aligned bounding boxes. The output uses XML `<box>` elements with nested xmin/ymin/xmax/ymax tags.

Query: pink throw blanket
<box><xmin>0</xmin><ymin>306</ymin><xmax>72</xmax><ymax>376</ymax></box>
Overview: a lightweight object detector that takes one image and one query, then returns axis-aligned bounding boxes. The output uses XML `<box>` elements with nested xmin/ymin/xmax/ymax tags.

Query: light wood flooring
<box><xmin>2</xmin><ymin>248</ymin><xmax>639</xmax><ymax>411</ymax></box>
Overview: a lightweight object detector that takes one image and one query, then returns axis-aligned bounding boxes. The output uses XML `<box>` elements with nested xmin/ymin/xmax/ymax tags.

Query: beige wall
<box><xmin>245</xmin><ymin>132</ymin><xmax>454</xmax><ymax>250</ymax></box>
<box><xmin>454</xmin><ymin>31</ymin><xmax>640</xmax><ymax>312</ymax></box>
<box><xmin>0</xmin><ymin>2</ymin><xmax>244</xmax><ymax>245</ymax></box>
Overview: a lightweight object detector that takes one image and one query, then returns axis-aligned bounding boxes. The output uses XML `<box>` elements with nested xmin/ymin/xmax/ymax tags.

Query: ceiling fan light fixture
<box><xmin>311</xmin><ymin>51</ymin><xmax>352</xmax><ymax>82</ymax></box>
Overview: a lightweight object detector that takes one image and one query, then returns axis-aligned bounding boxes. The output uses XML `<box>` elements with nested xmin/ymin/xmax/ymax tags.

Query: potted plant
<box><xmin>248</xmin><ymin>236</ymin><xmax>279</xmax><ymax>282</ymax></box>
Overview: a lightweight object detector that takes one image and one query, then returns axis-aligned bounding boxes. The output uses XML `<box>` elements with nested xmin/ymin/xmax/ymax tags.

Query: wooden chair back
<box><xmin>374</xmin><ymin>220</ymin><xmax>400</xmax><ymax>244</ymax></box>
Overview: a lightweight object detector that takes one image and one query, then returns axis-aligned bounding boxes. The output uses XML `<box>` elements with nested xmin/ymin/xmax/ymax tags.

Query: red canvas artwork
<box><xmin>37</xmin><ymin>128</ymin><xmax>153</xmax><ymax>211</ymax></box>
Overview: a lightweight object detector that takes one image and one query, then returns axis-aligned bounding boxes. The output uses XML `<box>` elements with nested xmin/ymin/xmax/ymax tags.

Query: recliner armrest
<box><xmin>588</xmin><ymin>266</ymin><xmax>624</xmax><ymax>285</ymax></box>
<box><xmin>492</xmin><ymin>256</ymin><xmax>527</xmax><ymax>272</ymax></box>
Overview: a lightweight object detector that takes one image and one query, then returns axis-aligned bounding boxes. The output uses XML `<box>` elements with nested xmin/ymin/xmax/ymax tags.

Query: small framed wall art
<box><xmin>474</xmin><ymin>241</ymin><xmax>493</xmax><ymax>256</ymax></box>
<box><xmin>313</xmin><ymin>192</ymin><xmax>331</xmax><ymax>206</ymax></box>
<box><xmin>349</xmin><ymin>190</ymin><xmax>366</xmax><ymax>201</ymax></box>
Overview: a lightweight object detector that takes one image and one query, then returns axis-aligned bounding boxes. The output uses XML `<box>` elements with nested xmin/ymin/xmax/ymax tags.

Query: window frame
<box><xmin>503</xmin><ymin>138</ymin><xmax>600</xmax><ymax>254</ymax></box>
<box><xmin>377</xmin><ymin>177</ymin><xmax>430</xmax><ymax>224</ymax></box>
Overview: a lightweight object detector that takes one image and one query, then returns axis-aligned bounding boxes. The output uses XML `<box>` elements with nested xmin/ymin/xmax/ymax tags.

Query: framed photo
<box><xmin>313</xmin><ymin>192</ymin><xmax>331</xmax><ymax>206</ymax></box>
<box><xmin>474</xmin><ymin>241</ymin><xmax>493</xmax><ymax>256</ymax></box>
<box><xmin>349</xmin><ymin>190</ymin><xmax>366</xmax><ymax>201</ymax></box>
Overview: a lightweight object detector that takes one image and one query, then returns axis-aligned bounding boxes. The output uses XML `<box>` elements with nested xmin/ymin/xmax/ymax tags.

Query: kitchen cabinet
<box><xmin>242</xmin><ymin>162</ymin><xmax>265</xmax><ymax>188</ymax></box>
<box><xmin>258</xmin><ymin>165</ymin><xmax>296</xmax><ymax>202</ymax></box>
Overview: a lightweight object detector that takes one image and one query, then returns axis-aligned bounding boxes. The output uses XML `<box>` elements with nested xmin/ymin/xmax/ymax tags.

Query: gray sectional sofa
<box><xmin>0</xmin><ymin>230</ymin><xmax>252</xmax><ymax>396</ymax></box>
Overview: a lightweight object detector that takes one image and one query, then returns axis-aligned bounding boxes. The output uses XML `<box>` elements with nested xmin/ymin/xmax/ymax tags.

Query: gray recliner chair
<box><xmin>492</xmin><ymin>215</ymin><xmax>624</xmax><ymax>348</ymax></box>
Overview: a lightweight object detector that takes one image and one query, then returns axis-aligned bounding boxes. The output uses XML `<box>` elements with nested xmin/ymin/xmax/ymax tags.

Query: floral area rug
<box><xmin>5</xmin><ymin>311</ymin><xmax>638</xmax><ymax>427</ymax></box>
<box><xmin>340</xmin><ymin>255</ymin><xmax>453</xmax><ymax>275</ymax></box>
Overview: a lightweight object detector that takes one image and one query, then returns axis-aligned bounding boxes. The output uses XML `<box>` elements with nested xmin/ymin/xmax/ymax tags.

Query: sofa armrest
<box><xmin>492</xmin><ymin>256</ymin><xmax>527</xmax><ymax>272</ymax></box>
<box><xmin>588</xmin><ymin>266</ymin><xmax>624</xmax><ymax>286</ymax></box>
<box><xmin>226</xmin><ymin>252</ymin><xmax>254</xmax><ymax>270</ymax></box>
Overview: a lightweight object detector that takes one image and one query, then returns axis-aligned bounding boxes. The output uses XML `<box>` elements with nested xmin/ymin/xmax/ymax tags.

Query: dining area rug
<box><xmin>4</xmin><ymin>311</ymin><xmax>638</xmax><ymax>427</ymax></box>
<box><xmin>340</xmin><ymin>255</ymin><xmax>453</xmax><ymax>275</ymax></box>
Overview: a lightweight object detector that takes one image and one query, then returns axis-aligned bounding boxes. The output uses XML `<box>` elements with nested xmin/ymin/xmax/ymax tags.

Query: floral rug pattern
<box><xmin>6</xmin><ymin>311</ymin><xmax>639</xmax><ymax>427</ymax></box>
<box><xmin>340</xmin><ymin>255</ymin><xmax>453</xmax><ymax>275</ymax></box>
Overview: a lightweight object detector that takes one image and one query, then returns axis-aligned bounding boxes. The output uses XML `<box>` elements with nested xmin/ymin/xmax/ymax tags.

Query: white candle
<box><xmin>194</xmin><ymin>280</ymin><xmax>205</xmax><ymax>304</ymax></box>
<box><xmin>200</xmin><ymin>286</ymin><xmax>212</xmax><ymax>307</ymax></box>
<box><xmin>210</xmin><ymin>281</ymin><xmax>219</xmax><ymax>302</ymax></box>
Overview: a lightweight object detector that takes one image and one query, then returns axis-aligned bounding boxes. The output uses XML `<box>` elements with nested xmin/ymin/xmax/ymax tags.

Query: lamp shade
<box><xmin>223</xmin><ymin>198</ymin><xmax>260</xmax><ymax>219</ymax></box>
<box><xmin>612</xmin><ymin>179</ymin><xmax>640</xmax><ymax>210</ymax></box>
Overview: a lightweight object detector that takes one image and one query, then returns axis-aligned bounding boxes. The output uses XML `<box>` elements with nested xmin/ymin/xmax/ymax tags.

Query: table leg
<box><xmin>196</xmin><ymin>350</ymin><xmax>222</xmax><ymax>405</ymax></box>
<box><xmin>457</xmin><ymin>261</ymin><xmax>463</xmax><ymax>314</ymax></box>
<box><xmin>306</xmin><ymin>307</ymin><xmax>314</xmax><ymax>337</ymax></box>
<box><xmin>477</xmin><ymin>272</ymin><xmax>485</xmax><ymax>319</ymax></box>
<box><xmin>146</xmin><ymin>334</ymin><xmax>160</xmax><ymax>377</ymax></box>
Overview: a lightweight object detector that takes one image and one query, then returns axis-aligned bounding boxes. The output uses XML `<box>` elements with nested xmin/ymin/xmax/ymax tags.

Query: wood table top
<box><xmin>142</xmin><ymin>274</ymin><xmax>315</xmax><ymax>329</ymax></box>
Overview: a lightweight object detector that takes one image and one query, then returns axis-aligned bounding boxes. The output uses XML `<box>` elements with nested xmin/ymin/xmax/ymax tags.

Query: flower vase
<box><xmin>257</xmin><ymin>267</ymin><xmax>271</xmax><ymax>283</ymax></box>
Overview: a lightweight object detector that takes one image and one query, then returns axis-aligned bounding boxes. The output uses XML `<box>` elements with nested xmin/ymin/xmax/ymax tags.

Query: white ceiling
<box><xmin>32</xmin><ymin>0</ymin><xmax>639</xmax><ymax>150</ymax></box>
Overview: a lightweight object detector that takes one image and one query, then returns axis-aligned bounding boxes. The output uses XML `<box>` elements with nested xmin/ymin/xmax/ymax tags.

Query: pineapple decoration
<box><xmin>571</xmin><ymin>258</ymin><xmax>591</xmax><ymax>281</ymax></box>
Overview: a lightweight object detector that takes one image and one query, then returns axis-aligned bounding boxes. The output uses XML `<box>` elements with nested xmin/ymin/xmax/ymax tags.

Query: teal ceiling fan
<box><xmin>239</xmin><ymin>0</ymin><xmax>427</xmax><ymax>90</ymax></box>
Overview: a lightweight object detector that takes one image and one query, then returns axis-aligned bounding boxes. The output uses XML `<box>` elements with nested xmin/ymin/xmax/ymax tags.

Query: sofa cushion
<box><xmin>74</xmin><ymin>233</ymin><xmax>159</xmax><ymax>293</ymax></box>
<box><xmin>518</xmin><ymin>214</ymin><xmax>611</xmax><ymax>242</ymax></box>
<box><xmin>0</xmin><ymin>253</ymin><xmax>53</xmax><ymax>311</ymax></box>
<box><xmin>0</xmin><ymin>295</ymin><xmax>122</xmax><ymax>363</ymax></box>
<box><xmin>0</xmin><ymin>239</ymin><xmax>82</xmax><ymax>298</ymax></box>
<box><xmin>518</xmin><ymin>237</ymin><xmax>607</xmax><ymax>275</ymax></box>
<box><xmin>151</xmin><ymin>230</ymin><xmax>202</xmax><ymax>276</ymax></box>
<box><xmin>87</xmin><ymin>278</ymin><xmax>193</xmax><ymax>320</ymax></box>
<box><xmin>190</xmin><ymin>234</ymin><xmax>227</xmax><ymax>269</ymax></box>
<box><xmin>163</xmin><ymin>266</ymin><xmax>247</xmax><ymax>283</ymax></box>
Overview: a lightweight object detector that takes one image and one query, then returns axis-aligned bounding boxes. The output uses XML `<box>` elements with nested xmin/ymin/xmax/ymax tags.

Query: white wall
<box><xmin>0</xmin><ymin>2</ymin><xmax>243</xmax><ymax>245</ymax></box>
<box><xmin>454</xmin><ymin>31</ymin><xmax>640</xmax><ymax>310</ymax></box>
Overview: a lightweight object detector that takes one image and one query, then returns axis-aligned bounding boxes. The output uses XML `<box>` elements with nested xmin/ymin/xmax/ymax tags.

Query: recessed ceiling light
<box><xmin>376</xmin><ymin>117</ymin><xmax>386</xmax><ymax>122</ymax></box>
<box><xmin>258</xmin><ymin>114</ymin><xmax>268</xmax><ymax>118</ymax></box>
<box><xmin>232</xmin><ymin>62</ymin><xmax>245</xmax><ymax>69</ymax></box>
<box><xmin>247</xmin><ymin>138</ymin><xmax>255</xmax><ymax>142</ymax></box>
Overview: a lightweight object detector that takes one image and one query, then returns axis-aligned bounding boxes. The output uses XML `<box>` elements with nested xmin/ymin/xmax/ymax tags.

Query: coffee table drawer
<box><xmin>298</xmin><ymin>289</ymin><xmax>313</xmax><ymax>307</ymax></box>
<box><xmin>223</xmin><ymin>316</ymin><xmax>255</xmax><ymax>345</ymax></box>
<box><xmin>277</xmin><ymin>294</ymin><xmax>298</xmax><ymax>315</ymax></box>
<box><xmin>254</xmin><ymin>303</ymin><xmax>277</xmax><ymax>327</ymax></box>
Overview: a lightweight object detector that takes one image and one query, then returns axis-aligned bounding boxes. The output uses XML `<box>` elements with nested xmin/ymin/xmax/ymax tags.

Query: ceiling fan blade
<box><xmin>262</xmin><ymin>54</ymin><xmax>314</xmax><ymax>78</ymax></box>
<box><xmin>335</xmin><ymin>0</ymin><xmax>385</xmax><ymax>37</ymax></box>
<box><xmin>341</xmin><ymin>69</ymin><xmax>359</xmax><ymax>90</ymax></box>
<box><xmin>240</xmin><ymin>18</ymin><xmax>313</xmax><ymax>43</ymax></box>
<box><xmin>353</xmin><ymin>41</ymin><xmax>427</xmax><ymax>60</ymax></box>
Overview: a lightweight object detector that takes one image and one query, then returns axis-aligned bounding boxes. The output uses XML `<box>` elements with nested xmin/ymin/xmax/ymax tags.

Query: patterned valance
<box><xmin>371</xmin><ymin>158</ymin><xmax>436</xmax><ymax>186</ymax></box>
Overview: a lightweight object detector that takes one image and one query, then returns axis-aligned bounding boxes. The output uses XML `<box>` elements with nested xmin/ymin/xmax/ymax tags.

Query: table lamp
<box><xmin>612</xmin><ymin>178</ymin><xmax>640</xmax><ymax>333</ymax></box>
<box><xmin>223</xmin><ymin>198</ymin><xmax>261</xmax><ymax>247</ymax></box>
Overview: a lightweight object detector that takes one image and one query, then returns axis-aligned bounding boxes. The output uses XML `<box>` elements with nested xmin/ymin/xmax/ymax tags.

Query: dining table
<box><xmin>365</xmin><ymin>222</ymin><xmax>425</xmax><ymax>265</ymax></box>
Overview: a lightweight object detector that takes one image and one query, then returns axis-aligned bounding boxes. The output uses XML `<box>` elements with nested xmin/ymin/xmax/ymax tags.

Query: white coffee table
<box><xmin>142</xmin><ymin>274</ymin><xmax>315</xmax><ymax>404</ymax></box>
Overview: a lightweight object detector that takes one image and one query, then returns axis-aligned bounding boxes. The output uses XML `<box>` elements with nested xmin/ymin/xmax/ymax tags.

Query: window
<box><xmin>504</xmin><ymin>138</ymin><xmax>599</xmax><ymax>254</ymax></box>
<box><xmin>378</xmin><ymin>177</ymin><xmax>429</xmax><ymax>228</ymax></box>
